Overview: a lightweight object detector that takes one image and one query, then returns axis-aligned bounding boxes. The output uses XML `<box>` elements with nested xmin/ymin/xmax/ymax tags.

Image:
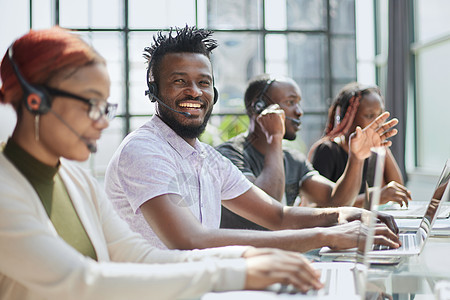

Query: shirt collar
<box><xmin>151</xmin><ymin>115</ymin><xmax>207</xmax><ymax>159</ymax></box>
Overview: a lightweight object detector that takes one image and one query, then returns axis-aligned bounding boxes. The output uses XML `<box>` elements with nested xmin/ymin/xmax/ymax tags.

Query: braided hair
<box><xmin>308</xmin><ymin>82</ymin><xmax>383</xmax><ymax>160</ymax></box>
<box><xmin>325</xmin><ymin>82</ymin><xmax>382</xmax><ymax>139</ymax></box>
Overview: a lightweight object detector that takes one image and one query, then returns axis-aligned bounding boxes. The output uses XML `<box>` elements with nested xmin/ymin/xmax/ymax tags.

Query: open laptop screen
<box><xmin>417</xmin><ymin>159</ymin><xmax>450</xmax><ymax>251</ymax></box>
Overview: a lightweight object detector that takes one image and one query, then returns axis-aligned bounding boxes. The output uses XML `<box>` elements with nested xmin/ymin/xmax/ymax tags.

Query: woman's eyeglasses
<box><xmin>45</xmin><ymin>86</ymin><xmax>118</xmax><ymax>121</ymax></box>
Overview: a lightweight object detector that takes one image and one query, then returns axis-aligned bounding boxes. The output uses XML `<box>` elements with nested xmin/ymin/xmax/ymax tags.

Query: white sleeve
<box><xmin>0</xmin><ymin>159</ymin><xmax>247</xmax><ymax>300</ymax></box>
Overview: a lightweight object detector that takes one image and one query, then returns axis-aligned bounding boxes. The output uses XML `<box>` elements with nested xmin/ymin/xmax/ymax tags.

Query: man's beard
<box><xmin>158</xmin><ymin>104</ymin><xmax>213</xmax><ymax>139</ymax></box>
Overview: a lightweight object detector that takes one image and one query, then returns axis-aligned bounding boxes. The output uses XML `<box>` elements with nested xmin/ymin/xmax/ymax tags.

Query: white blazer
<box><xmin>0</xmin><ymin>153</ymin><xmax>247</xmax><ymax>300</ymax></box>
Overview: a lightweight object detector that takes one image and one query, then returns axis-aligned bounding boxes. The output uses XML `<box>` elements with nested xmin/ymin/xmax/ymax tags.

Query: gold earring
<box><xmin>34</xmin><ymin>114</ymin><xmax>40</xmax><ymax>141</ymax></box>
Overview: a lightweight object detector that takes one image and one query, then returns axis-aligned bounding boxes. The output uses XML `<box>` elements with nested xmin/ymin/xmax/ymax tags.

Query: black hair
<box><xmin>143</xmin><ymin>25</ymin><xmax>218</xmax><ymax>85</ymax></box>
<box><xmin>325</xmin><ymin>82</ymin><xmax>383</xmax><ymax>137</ymax></box>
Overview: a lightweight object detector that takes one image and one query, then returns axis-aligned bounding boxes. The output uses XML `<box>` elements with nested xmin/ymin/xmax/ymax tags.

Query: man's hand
<box><xmin>325</xmin><ymin>221</ymin><xmax>400</xmax><ymax>251</ymax></box>
<box><xmin>256</xmin><ymin>104</ymin><xmax>285</xmax><ymax>144</ymax></box>
<box><xmin>349</xmin><ymin>112</ymin><xmax>398</xmax><ymax>160</ymax></box>
<box><xmin>337</xmin><ymin>207</ymin><xmax>399</xmax><ymax>234</ymax></box>
<box><xmin>380</xmin><ymin>181</ymin><xmax>412</xmax><ymax>206</ymax></box>
<box><xmin>243</xmin><ymin>247</ymin><xmax>323</xmax><ymax>293</ymax></box>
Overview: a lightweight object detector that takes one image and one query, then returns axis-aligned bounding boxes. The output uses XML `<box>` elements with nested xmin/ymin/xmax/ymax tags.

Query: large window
<box><xmin>409</xmin><ymin>0</ymin><xmax>450</xmax><ymax>172</ymax></box>
<box><xmin>0</xmin><ymin>0</ymin><xmax>358</xmax><ymax>178</ymax></box>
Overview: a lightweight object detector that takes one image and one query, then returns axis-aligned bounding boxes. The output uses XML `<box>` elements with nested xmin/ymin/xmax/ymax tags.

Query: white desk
<box><xmin>201</xmin><ymin>236</ymin><xmax>450</xmax><ymax>299</ymax></box>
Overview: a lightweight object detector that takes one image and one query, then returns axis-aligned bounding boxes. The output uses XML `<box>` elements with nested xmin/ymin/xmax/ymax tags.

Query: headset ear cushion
<box><xmin>253</xmin><ymin>98</ymin><xmax>267</xmax><ymax>114</ymax></box>
<box><xmin>23</xmin><ymin>85</ymin><xmax>51</xmax><ymax>115</ymax></box>
<box><xmin>147</xmin><ymin>82</ymin><xmax>158</xmax><ymax>102</ymax></box>
<box><xmin>213</xmin><ymin>87</ymin><xmax>219</xmax><ymax>104</ymax></box>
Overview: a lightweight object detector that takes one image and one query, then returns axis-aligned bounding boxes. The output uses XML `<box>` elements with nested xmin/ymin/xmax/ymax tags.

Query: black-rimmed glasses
<box><xmin>45</xmin><ymin>86</ymin><xmax>118</xmax><ymax>121</ymax></box>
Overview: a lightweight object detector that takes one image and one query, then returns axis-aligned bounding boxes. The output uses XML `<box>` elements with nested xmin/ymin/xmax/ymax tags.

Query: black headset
<box><xmin>145</xmin><ymin>54</ymin><xmax>219</xmax><ymax>104</ymax></box>
<box><xmin>252</xmin><ymin>78</ymin><xmax>275</xmax><ymax>114</ymax></box>
<box><xmin>7</xmin><ymin>45</ymin><xmax>52</xmax><ymax>115</ymax></box>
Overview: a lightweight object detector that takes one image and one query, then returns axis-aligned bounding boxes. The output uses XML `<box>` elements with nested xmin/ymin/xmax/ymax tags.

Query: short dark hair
<box><xmin>244</xmin><ymin>74</ymin><xmax>272</xmax><ymax>117</ymax></box>
<box><xmin>143</xmin><ymin>25</ymin><xmax>217</xmax><ymax>85</ymax></box>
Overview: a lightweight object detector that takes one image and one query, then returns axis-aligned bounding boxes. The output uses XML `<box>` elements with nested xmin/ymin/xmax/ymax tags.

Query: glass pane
<box><xmin>59</xmin><ymin>0</ymin><xmax>122</xmax><ymax>28</ymax></box>
<box><xmin>416</xmin><ymin>0</ymin><xmax>450</xmax><ymax>42</ymax></box>
<box><xmin>287</xmin><ymin>33</ymin><xmax>328</xmax><ymax>111</ymax></box>
<box><xmin>201</xmin><ymin>114</ymin><xmax>249</xmax><ymax>147</ymax></box>
<box><xmin>212</xmin><ymin>32</ymin><xmax>264</xmax><ymax>112</ymax></box>
<box><xmin>207</xmin><ymin>0</ymin><xmax>262</xmax><ymax>30</ymax></box>
<box><xmin>283</xmin><ymin>114</ymin><xmax>327</xmax><ymax>154</ymax></box>
<box><xmin>129</xmin><ymin>31</ymin><xmax>160</xmax><ymax>115</ymax></box>
<box><xmin>416</xmin><ymin>42</ymin><xmax>450</xmax><ymax>169</ymax></box>
<box><xmin>331</xmin><ymin>36</ymin><xmax>356</xmax><ymax>80</ymax></box>
<box><xmin>266</xmin><ymin>34</ymin><xmax>288</xmax><ymax>76</ymax></box>
<box><xmin>286</xmin><ymin>0</ymin><xmax>326</xmax><ymax>30</ymax></box>
<box><xmin>90</xmin><ymin>117</ymin><xmax>124</xmax><ymax>178</ymax></box>
<box><xmin>32</xmin><ymin>0</ymin><xmax>53</xmax><ymax>29</ymax></box>
<box><xmin>330</xmin><ymin>0</ymin><xmax>355</xmax><ymax>34</ymax></box>
<box><xmin>78</xmin><ymin>32</ymin><xmax>125</xmax><ymax>115</ymax></box>
<box><xmin>129</xmin><ymin>0</ymin><xmax>196</xmax><ymax>29</ymax></box>
<box><xmin>265</xmin><ymin>0</ymin><xmax>287</xmax><ymax>30</ymax></box>
<box><xmin>0</xmin><ymin>0</ymin><xmax>29</xmax><ymax>54</ymax></box>
<box><xmin>130</xmin><ymin>116</ymin><xmax>152</xmax><ymax>132</ymax></box>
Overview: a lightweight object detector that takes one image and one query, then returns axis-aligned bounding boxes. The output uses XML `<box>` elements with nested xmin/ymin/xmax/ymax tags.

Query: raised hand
<box><xmin>349</xmin><ymin>112</ymin><xmax>399</xmax><ymax>160</ymax></box>
<box><xmin>256</xmin><ymin>104</ymin><xmax>286</xmax><ymax>144</ymax></box>
<box><xmin>243</xmin><ymin>247</ymin><xmax>323</xmax><ymax>293</ymax></box>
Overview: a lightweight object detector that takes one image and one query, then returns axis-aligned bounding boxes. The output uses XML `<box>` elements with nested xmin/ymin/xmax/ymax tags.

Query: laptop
<box><xmin>321</xmin><ymin>158</ymin><xmax>450</xmax><ymax>258</ymax></box>
<box><xmin>379</xmin><ymin>159</ymin><xmax>450</xmax><ymax>219</ymax></box>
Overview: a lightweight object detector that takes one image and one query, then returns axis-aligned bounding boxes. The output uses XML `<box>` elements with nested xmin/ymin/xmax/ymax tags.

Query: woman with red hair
<box><xmin>0</xmin><ymin>27</ymin><xmax>322</xmax><ymax>300</ymax></box>
<box><xmin>308</xmin><ymin>82</ymin><xmax>411</xmax><ymax>208</ymax></box>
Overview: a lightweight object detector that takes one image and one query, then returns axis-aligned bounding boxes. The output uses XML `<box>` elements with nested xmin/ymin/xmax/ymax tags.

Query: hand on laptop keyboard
<box><xmin>243</xmin><ymin>248</ymin><xmax>324</xmax><ymax>293</ymax></box>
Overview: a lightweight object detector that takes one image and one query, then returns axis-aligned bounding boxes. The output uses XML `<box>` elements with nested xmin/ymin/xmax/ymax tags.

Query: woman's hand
<box><xmin>242</xmin><ymin>247</ymin><xmax>323</xmax><ymax>293</ymax></box>
<box><xmin>380</xmin><ymin>181</ymin><xmax>412</xmax><ymax>206</ymax></box>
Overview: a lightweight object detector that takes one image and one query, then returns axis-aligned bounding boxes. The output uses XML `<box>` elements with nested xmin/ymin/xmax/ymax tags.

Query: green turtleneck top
<box><xmin>3</xmin><ymin>139</ymin><xmax>97</xmax><ymax>261</ymax></box>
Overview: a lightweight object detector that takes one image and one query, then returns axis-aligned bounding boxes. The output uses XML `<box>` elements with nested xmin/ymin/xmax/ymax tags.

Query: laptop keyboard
<box><xmin>373</xmin><ymin>234</ymin><xmax>412</xmax><ymax>251</ymax></box>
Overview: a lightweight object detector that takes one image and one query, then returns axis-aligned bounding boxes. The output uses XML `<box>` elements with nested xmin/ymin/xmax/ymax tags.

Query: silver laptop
<box><xmin>321</xmin><ymin>158</ymin><xmax>450</xmax><ymax>258</ymax></box>
<box><xmin>383</xmin><ymin>201</ymin><xmax>450</xmax><ymax>219</ymax></box>
<box><xmin>380</xmin><ymin>159</ymin><xmax>450</xmax><ymax>219</ymax></box>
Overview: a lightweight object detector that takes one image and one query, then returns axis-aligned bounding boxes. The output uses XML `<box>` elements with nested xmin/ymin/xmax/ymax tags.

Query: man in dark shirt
<box><xmin>217</xmin><ymin>74</ymin><xmax>394</xmax><ymax>229</ymax></box>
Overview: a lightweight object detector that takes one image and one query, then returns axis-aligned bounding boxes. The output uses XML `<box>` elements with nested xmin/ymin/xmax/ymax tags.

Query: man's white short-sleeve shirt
<box><xmin>105</xmin><ymin>116</ymin><xmax>252</xmax><ymax>249</ymax></box>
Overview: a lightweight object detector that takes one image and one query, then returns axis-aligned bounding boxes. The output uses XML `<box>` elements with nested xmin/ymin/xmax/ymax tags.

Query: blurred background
<box><xmin>1</xmin><ymin>0</ymin><xmax>449</xmax><ymax>200</ymax></box>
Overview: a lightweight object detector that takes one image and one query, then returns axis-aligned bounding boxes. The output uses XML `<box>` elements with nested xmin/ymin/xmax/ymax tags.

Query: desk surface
<box><xmin>202</xmin><ymin>218</ymin><xmax>450</xmax><ymax>299</ymax></box>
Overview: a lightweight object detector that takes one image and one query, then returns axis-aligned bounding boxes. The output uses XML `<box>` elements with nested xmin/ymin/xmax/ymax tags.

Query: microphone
<box><xmin>145</xmin><ymin>90</ymin><xmax>191</xmax><ymax>117</ymax></box>
<box><xmin>49</xmin><ymin>109</ymin><xmax>97</xmax><ymax>153</ymax></box>
<box><xmin>286</xmin><ymin>117</ymin><xmax>301</xmax><ymax>125</ymax></box>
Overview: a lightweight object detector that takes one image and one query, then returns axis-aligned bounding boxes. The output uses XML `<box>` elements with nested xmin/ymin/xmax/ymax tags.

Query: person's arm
<box><xmin>384</xmin><ymin>147</ymin><xmax>404</xmax><ymax>185</ymax></box>
<box><xmin>140</xmin><ymin>185</ymin><xmax>400</xmax><ymax>253</ymax></box>
<box><xmin>0</xmin><ymin>162</ymin><xmax>324</xmax><ymax>299</ymax></box>
<box><xmin>304</xmin><ymin>112</ymin><xmax>399</xmax><ymax>207</ymax></box>
<box><xmin>355</xmin><ymin>149</ymin><xmax>411</xmax><ymax>207</ymax></box>
<box><xmin>250</xmin><ymin>106</ymin><xmax>286</xmax><ymax>201</ymax></box>
<box><xmin>301</xmin><ymin>154</ymin><xmax>365</xmax><ymax>207</ymax></box>
<box><xmin>0</xmin><ymin>177</ymin><xmax>249</xmax><ymax>300</ymax></box>
<box><xmin>309</xmin><ymin>145</ymin><xmax>410</xmax><ymax>208</ymax></box>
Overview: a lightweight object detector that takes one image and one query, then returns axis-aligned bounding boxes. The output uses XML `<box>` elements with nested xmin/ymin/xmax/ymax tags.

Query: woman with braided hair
<box><xmin>308</xmin><ymin>82</ymin><xmax>411</xmax><ymax>208</ymax></box>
